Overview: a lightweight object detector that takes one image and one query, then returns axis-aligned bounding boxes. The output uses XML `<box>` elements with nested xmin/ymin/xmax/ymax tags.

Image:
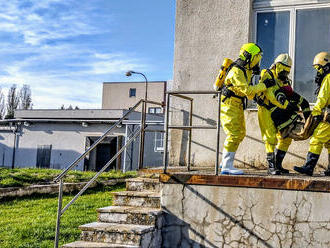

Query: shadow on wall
<box><xmin>161</xmin><ymin>175</ymin><xmax>274</xmax><ymax>248</ymax></box>
<box><xmin>175</xmin><ymin>114</ymin><xmax>318</xmax><ymax>169</ymax></box>
<box><xmin>191</xmin><ymin>135</ymin><xmax>327</xmax><ymax>169</ymax></box>
<box><xmin>177</xmin><ymin>110</ymin><xmax>217</xmax><ymax>166</ymax></box>
<box><xmin>171</xmin><ymin>107</ymin><xmax>317</xmax><ymax>168</ymax></box>
<box><xmin>0</xmin><ymin>142</ymin><xmax>82</xmax><ymax>170</ymax></box>
<box><xmin>161</xmin><ymin>207</ymin><xmax>213</xmax><ymax>248</ymax></box>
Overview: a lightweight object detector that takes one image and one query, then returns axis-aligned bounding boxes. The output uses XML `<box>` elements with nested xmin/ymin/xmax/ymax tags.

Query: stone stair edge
<box><xmin>62</xmin><ymin>241</ymin><xmax>139</xmax><ymax>248</ymax></box>
<box><xmin>79</xmin><ymin>222</ymin><xmax>155</xmax><ymax>235</ymax></box>
<box><xmin>113</xmin><ymin>191</ymin><xmax>160</xmax><ymax>197</ymax></box>
<box><xmin>97</xmin><ymin>206</ymin><xmax>162</xmax><ymax>214</ymax></box>
<box><xmin>125</xmin><ymin>177</ymin><xmax>160</xmax><ymax>183</ymax></box>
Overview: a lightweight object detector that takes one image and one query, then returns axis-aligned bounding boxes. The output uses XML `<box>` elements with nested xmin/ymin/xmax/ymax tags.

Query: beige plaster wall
<box><xmin>102</xmin><ymin>82</ymin><xmax>166</xmax><ymax>112</ymax></box>
<box><xmin>161</xmin><ymin>183</ymin><xmax>330</xmax><ymax>247</ymax></box>
<box><xmin>169</xmin><ymin>0</ymin><xmax>328</xmax><ymax>169</ymax></box>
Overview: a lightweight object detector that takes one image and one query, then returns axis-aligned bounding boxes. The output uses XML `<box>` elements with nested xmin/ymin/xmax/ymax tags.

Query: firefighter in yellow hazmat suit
<box><xmin>294</xmin><ymin>52</ymin><xmax>330</xmax><ymax>176</ymax></box>
<box><xmin>256</xmin><ymin>54</ymin><xmax>310</xmax><ymax>175</ymax></box>
<box><xmin>219</xmin><ymin>43</ymin><xmax>275</xmax><ymax>175</ymax></box>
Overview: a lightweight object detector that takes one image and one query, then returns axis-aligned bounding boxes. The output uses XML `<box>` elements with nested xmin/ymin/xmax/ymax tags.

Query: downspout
<box><xmin>11</xmin><ymin>124</ymin><xmax>18</xmax><ymax>169</ymax></box>
<box><xmin>130</xmin><ymin>125</ymin><xmax>134</xmax><ymax>171</ymax></box>
<box><xmin>123</xmin><ymin>124</ymin><xmax>128</xmax><ymax>173</ymax></box>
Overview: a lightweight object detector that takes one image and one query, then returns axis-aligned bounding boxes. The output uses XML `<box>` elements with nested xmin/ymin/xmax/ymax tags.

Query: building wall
<box><xmin>0</xmin><ymin>131</ymin><xmax>15</xmax><ymax>167</ymax></box>
<box><xmin>102</xmin><ymin>82</ymin><xmax>166</xmax><ymax>112</ymax></box>
<box><xmin>0</xmin><ymin>122</ymin><xmax>164</xmax><ymax>171</ymax></box>
<box><xmin>170</xmin><ymin>0</ymin><xmax>328</xmax><ymax>169</ymax></box>
<box><xmin>161</xmin><ymin>183</ymin><xmax>330</xmax><ymax>247</ymax></box>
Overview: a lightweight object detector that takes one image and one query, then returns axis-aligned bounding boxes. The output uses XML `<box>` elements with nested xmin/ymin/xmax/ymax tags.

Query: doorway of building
<box><xmin>36</xmin><ymin>145</ymin><xmax>52</xmax><ymax>168</ymax></box>
<box><xmin>84</xmin><ymin>136</ymin><xmax>120</xmax><ymax>171</ymax></box>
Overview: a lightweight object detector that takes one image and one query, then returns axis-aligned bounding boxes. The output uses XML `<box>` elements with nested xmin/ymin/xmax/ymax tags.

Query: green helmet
<box><xmin>239</xmin><ymin>43</ymin><xmax>263</xmax><ymax>68</ymax></box>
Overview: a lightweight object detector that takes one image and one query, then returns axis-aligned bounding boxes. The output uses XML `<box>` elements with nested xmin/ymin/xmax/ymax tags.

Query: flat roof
<box><xmin>103</xmin><ymin>81</ymin><xmax>166</xmax><ymax>84</ymax></box>
<box><xmin>14</xmin><ymin>109</ymin><xmax>125</xmax><ymax>120</ymax></box>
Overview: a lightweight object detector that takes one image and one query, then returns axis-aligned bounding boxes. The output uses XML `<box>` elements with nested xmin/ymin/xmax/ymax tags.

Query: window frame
<box><xmin>129</xmin><ymin>88</ymin><xmax>136</xmax><ymax>98</ymax></box>
<box><xmin>148</xmin><ymin>107</ymin><xmax>162</xmax><ymax>114</ymax></box>
<box><xmin>253</xmin><ymin>1</ymin><xmax>330</xmax><ymax>102</ymax></box>
<box><xmin>154</xmin><ymin>132</ymin><xmax>164</xmax><ymax>152</ymax></box>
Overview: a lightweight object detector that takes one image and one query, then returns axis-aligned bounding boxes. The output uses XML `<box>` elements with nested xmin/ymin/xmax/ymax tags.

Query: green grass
<box><xmin>0</xmin><ymin>168</ymin><xmax>137</xmax><ymax>188</ymax></box>
<box><xmin>0</xmin><ymin>184</ymin><xmax>126</xmax><ymax>248</ymax></box>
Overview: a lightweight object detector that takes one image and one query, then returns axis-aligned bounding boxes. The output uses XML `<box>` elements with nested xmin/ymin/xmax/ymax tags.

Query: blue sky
<box><xmin>0</xmin><ymin>0</ymin><xmax>175</xmax><ymax>109</ymax></box>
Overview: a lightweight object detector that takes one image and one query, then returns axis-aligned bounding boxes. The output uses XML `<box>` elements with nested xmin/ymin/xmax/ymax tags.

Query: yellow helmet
<box><xmin>239</xmin><ymin>43</ymin><xmax>263</xmax><ymax>69</ymax></box>
<box><xmin>274</xmin><ymin>53</ymin><xmax>292</xmax><ymax>67</ymax></box>
<box><xmin>272</xmin><ymin>53</ymin><xmax>292</xmax><ymax>80</ymax></box>
<box><xmin>313</xmin><ymin>52</ymin><xmax>330</xmax><ymax>67</ymax></box>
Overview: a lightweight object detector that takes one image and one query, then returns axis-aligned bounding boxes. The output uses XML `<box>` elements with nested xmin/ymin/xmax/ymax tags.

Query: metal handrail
<box><xmin>163</xmin><ymin>91</ymin><xmax>221</xmax><ymax>175</ymax></box>
<box><xmin>168</xmin><ymin>125</ymin><xmax>216</xmax><ymax>130</ymax></box>
<box><xmin>53</xmin><ymin>98</ymin><xmax>165</xmax><ymax>248</ymax></box>
<box><xmin>54</xmin><ymin>99</ymin><xmax>143</xmax><ymax>183</ymax></box>
<box><xmin>54</xmin><ymin>126</ymin><xmax>141</xmax><ymax>248</ymax></box>
<box><xmin>61</xmin><ymin>127</ymin><xmax>141</xmax><ymax>214</ymax></box>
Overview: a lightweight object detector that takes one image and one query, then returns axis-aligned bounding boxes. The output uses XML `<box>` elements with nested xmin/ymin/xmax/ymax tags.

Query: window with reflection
<box><xmin>257</xmin><ymin>11</ymin><xmax>290</xmax><ymax>69</ymax></box>
<box><xmin>255</xmin><ymin>5</ymin><xmax>330</xmax><ymax>102</ymax></box>
<box><xmin>294</xmin><ymin>8</ymin><xmax>330</xmax><ymax>102</ymax></box>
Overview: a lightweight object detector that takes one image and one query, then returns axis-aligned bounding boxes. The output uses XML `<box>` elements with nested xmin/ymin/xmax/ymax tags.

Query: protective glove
<box><xmin>292</xmin><ymin>115</ymin><xmax>322</xmax><ymax>141</ymax></box>
<box><xmin>263</xmin><ymin>78</ymin><xmax>275</xmax><ymax>88</ymax></box>
<box><xmin>303</xmin><ymin>110</ymin><xmax>311</xmax><ymax>120</ymax></box>
<box><xmin>252</xmin><ymin>64</ymin><xmax>261</xmax><ymax>75</ymax></box>
<box><xmin>286</xmin><ymin>103</ymin><xmax>299</xmax><ymax>112</ymax></box>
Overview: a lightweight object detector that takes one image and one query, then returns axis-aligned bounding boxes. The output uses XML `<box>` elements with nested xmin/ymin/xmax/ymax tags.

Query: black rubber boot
<box><xmin>324</xmin><ymin>153</ymin><xmax>330</xmax><ymax>176</ymax></box>
<box><xmin>267</xmin><ymin>152</ymin><xmax>281</xmax><ymax>175</ymax></box>
<box><xmin>294</xmin><ymin>152</ymin><xmax>320</xmax><ymax>176</ymax></box>
<box><xmin>275</xmin><ymin>149</ymin><xmax>290</xmax><ymax>174</ymax></box>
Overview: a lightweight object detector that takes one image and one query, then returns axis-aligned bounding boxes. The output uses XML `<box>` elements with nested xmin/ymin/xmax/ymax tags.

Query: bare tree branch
<box><xmin>19</xmin><ymin>84</ymin><xmax>33</xmax><ymax>110</ymax></box>
<box><xmin>6</xmin><ymin>84</ymin><xmax>19</xmax><ymax>119</ymax></box>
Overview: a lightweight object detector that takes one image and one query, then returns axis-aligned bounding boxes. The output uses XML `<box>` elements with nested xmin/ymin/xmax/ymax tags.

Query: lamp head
<box><xmin>126</xmin><ymin>71</ymin><xmax>134</xmax><ymax>77</ymax></box>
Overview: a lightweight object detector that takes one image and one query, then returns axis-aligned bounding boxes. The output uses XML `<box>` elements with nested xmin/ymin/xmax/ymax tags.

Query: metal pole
<box><xmin>163</xmin><ymin>93</ymin><xmax>170</xmax><ymax>173</ymax></box>
<box><xmin>54</xmin><ymin>179</ymin><xmax>63</xmax><ymax>248</ymax></box>
<box><xmin>187</xmin><ymin>99</ymin><xmax>193</xmax><ymax>171</ymax></box>
<box><xmin>61</xmin><ymin>127</ymin><xmax>141</xmax><ymax>214</ymax></box>
<box><xmin>123</xmin><ymin>124</ymin><xmax>128</xmax><ymax>173</ymax></box>
<box><xmin>11</xmin><ymin>130</ymin><xmax>17</xmax><ymax>169</ymax></box>
<box><xmin>130</xmin><ymin>125</ymin><xmax>134</xmax><ymax>171</ymax></box>
<box><xmin>54</xmin><ymin>99</ymin><xmax>143</xmax><ymax>182</ymax></box>
<box><xmin>138</xmin><ymin>101</ymin><xmax>146</xmax><ymax>169</ymax></box>
<box><xmin>215</xmin><ymin>92</ymin><xmax>221</xmax><ymax>175</ymax></box>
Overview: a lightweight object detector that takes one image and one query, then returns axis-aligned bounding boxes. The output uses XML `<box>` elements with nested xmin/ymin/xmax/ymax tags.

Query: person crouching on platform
<box><xmin>218</xmin><ymin>43</ymin><xmax>275</xmax><ymax>175</ymax></box>
<box><xmin>255</xmin><ymin>54</ymin><xmax>310</xmax><ymax>175</ymax></box>
<box><xmin>294</xmin><ymin>52</ymin><xmax>330</xmax><ymax>176</ymax></box>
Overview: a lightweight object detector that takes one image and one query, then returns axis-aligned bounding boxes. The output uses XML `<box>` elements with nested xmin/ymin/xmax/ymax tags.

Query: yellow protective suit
<box><xmin>309</xmin><ymin>73</ymin><xmax>330</xmax><ymax>155</ymax></box>
<box><xmin>257</xmin><ymin>69</ymin><xmax>292</xmax><ymax>153</ymax></box>
<box><xmin>221</xmin><ymin>66</ymin><xmax>266</xmax><ymax>152</ymax></box>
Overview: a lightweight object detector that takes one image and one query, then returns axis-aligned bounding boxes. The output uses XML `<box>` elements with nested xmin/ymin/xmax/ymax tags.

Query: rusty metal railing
<box><xmin>163</xmin><ymin>91</ymin><xmax>221</xmax><ymax>175</ymax></box>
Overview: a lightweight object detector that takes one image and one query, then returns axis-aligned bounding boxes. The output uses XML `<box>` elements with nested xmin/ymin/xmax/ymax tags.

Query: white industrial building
<box><xmin>0</xmin><ymin>109</ymin><xmax>164</xmax><ymax>171</ymax></box>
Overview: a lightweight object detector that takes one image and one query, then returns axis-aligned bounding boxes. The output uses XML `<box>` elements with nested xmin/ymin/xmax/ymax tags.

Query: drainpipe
<box><xmin>123</xmin><ymin>124</ymin><xmax>128</xmax><ymax>173</ymax></box>
<box><xmin>11</xmin><ymin>124</ymin><xmax>18</xmax><ymax>169</ymax></box>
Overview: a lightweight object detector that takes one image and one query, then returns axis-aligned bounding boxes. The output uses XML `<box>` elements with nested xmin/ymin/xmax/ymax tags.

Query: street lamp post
<box><xmin>125</xmin><ymin>71</ymin><xmax>148</xmax><ymax>102</ymax></box>
<box><xmin>126</xmin><ymin>71</ymin><xmax>148</xmax><ymax>169</ymax></box>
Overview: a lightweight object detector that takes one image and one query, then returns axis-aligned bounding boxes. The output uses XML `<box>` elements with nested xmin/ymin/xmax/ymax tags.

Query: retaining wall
<box><xmin>160</xmin><ymin>174</ymin><xmax>330</xmax><ymax>247</ymax></box>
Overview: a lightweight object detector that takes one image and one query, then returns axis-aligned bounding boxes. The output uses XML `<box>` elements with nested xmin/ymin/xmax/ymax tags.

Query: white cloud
<box><xmin>0</xmin><ymin>1</ymin><xmax>150</xmax><ymax>109</ymax></box>
<box><xmin>0</xmin><ymin>50</ymin><xmax>148</xmax><ymax>108</ymax></box>
<box><xmin>89</xmin><ymin>53</ymin><xmax>147</xmax><ymax>75</ymax></box>
<box><xmin>0</xmin><ymin>0</ymin><xmax>97</xmax><ymax>46</ymax></box>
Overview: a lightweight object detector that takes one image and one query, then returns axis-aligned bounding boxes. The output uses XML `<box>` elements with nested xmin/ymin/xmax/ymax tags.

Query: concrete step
<box><xmin>125</xmin><ymin>178</ymin><xmax>160</xmax><ymax>192</ymax></box>
<box><xmin>97</xmin><ymin>206</ymin><xmax>162</xmax><ymax>226</ymax></box>
<box><xmin>62</xmin><ymin>241</ymin><xmax>139</xmax><ymax>248</ymax></box>
<box><xmin>79</xmin><ymin>222</ymin><xmax>159</xmax><ymax>247</ymax></box>
<box><xmin>113</xmin><ymin>191</ymin><xmax>160</xmax><ymax>208</ymax></box>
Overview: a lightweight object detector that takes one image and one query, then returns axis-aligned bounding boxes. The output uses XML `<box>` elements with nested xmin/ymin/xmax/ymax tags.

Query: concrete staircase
<box><xmin>62</xmin><ymin>177</ymin><xmax>162</xmax><ymax>248</ymax></box>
